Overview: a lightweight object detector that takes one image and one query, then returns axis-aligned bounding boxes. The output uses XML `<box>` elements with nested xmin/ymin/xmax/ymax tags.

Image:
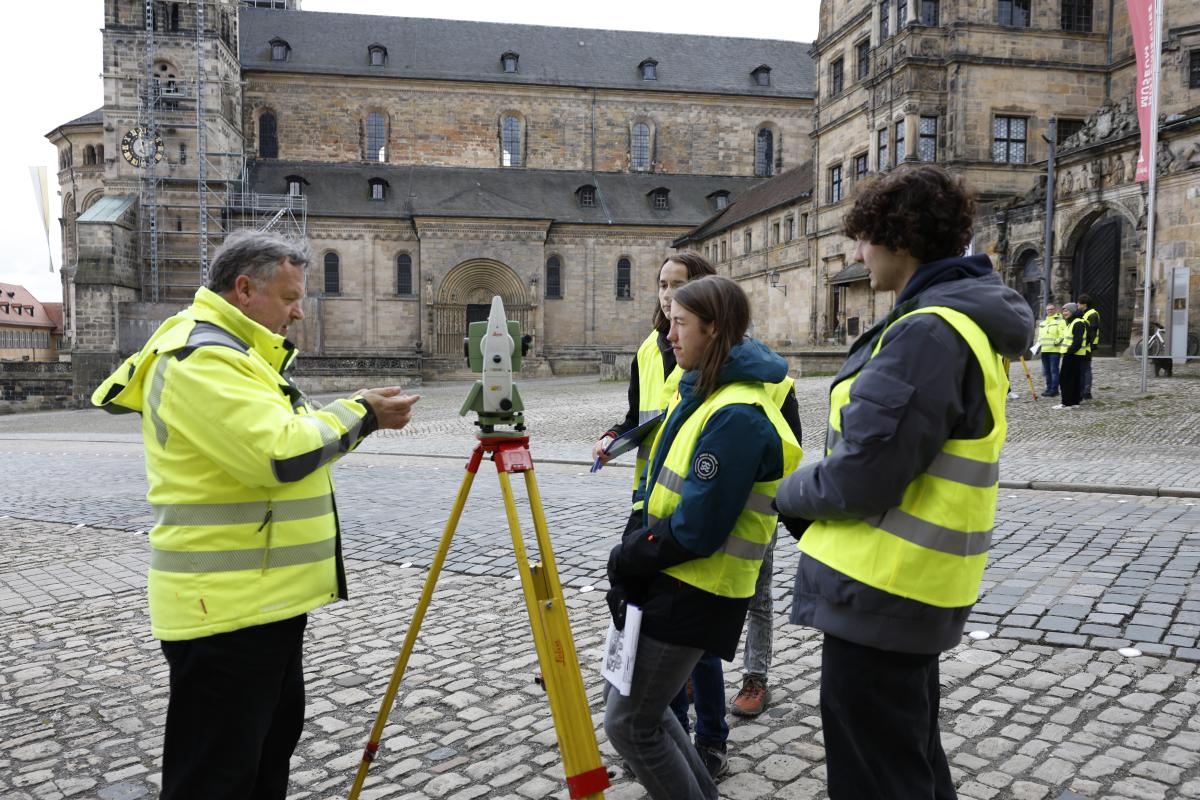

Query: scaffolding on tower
<box><xmin>138</xmin><ymin>0</ymin><xmax>306</xmax><ymax>304</ymax></box>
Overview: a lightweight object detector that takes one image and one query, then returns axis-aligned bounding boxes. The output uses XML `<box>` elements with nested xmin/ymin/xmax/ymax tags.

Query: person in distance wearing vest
<box><xmin>774</xmin><ymin>165</ymin><xmax>1032</xmax><ymax>800</ymax></box>
<box><xmin>1037</xmin><ymin>302</ymin><xmax>1066</xmax><ymax>397</ymax></box>
<box><xmin>604</xmin><ymin>275</ymin><xmax>801</xmax><ymax>800</ymax></box>
<box><xmin>92</xmin><ymin>231</ymin><xmax>420</xmax><ymax>800</ymax></box>
<box><xmin>592</xmin><ymin>254</ymin><xmax>803</xmax><ymax>778</ymax></box>
<box><xmin>1077</xmin><ymin>293</ymin><xmax>1100</xmax><ymax>399</ymax></box>
<box><xmin>1055</xmin><ymin>302</ymin><xmax>1089</xmax><ymax>409</ymax></box>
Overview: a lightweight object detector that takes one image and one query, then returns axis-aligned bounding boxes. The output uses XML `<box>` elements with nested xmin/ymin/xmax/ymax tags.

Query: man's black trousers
<box><xmin>820</xmin><ymin>633</ymin><xmax>957</xmax><ymax>800</ymax></box>
<box><xmin>160</xmin><ymin>614</ymin><xmax>307</xmax><ymax>800</ymax></box>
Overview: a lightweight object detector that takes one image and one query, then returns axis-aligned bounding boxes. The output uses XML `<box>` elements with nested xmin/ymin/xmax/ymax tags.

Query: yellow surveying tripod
<box><xmin>347</xmin><ymin>433</ymin><xmax>610</xmax><ymax>800</ymax></box>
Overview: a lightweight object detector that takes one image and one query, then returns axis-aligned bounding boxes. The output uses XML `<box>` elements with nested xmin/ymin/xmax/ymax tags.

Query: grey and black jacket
<box><xmin>775</xmin><ymin>254</ymin><xmax>1034</xmax><ymax>654</ymax></box>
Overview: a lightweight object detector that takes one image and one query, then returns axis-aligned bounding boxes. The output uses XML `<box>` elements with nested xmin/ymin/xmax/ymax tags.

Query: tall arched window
<box><xmin>324</xmin><ymin>252</ymin><xmax>340</xmax><ymax>294</ymax></box>
<box><xmin>755</xmin><ymin>128</ymin><xmax>775</xmax><ymax>177</ymax></box>
<box><xmin>545</xmin><ymin>256</ymin><xmax>562</xmax><ymax>298</ymax></box>
<box><xmin>631</xmin><ymin>123</ymin><xmax>651</xmax><ymax>171</ymax></box>
<box><xmin>501</xmin><ymin>114</ymin><xmax>523</xmax><ymax>167</ymax></box>
<box><xmin>616</xmin><ymin>258</ymin><xmax>632</xmax><ymax>299</ymax></box>
<box><xmin>397</xmin><ymin>253</ymin><xmax>413</xmax><ymax>295</ymax></box>
<box><xmin>95</xmin><ymin>144</ymin><xmax>105</xmax><ymax>163</ymax></box>
<box><xmin>259</xmin><ymin>112</ymin><xmax>278</xmax><ymax>158</ymax></box>
<box><xmin>366</xmin><ymin>112</ymin><xmax>387</xmax><ymax>162</ymax></box>
<box><xmin>83</xmin><ymin>145</ymin><xmax>97</xmax><ymax>165</ymax></box>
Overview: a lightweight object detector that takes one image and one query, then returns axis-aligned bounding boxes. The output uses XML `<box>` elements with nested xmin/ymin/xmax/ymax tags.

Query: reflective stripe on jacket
<box><xmin>645</xmin><ymin>382</ymin><xmax>802</xmax><ymax>598</ymax></box>
<box><xmin>1037</xmin><ymin>315</ymin><xmax>1066</xmax><ymax>354</ymax></box>
<box><xmin>92</xmin><ymin>287</ymin><xmax>367</xmax><ymax>641</ymax></box>
<box><xmin>799</xmin><ymin>306</ymin><xmax>1007</xmax><ymax>608</ymax></box>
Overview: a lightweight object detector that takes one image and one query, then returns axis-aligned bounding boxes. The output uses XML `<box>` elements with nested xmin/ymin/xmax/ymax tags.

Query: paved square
<box><xmin>2</xmin><ymin>359</ymin><xmax>1199</xmax><ymax>799</ymax></box>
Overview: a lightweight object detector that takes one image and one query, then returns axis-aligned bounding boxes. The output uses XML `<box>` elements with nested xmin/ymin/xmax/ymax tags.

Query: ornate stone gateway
<box><xmin>432</xmin><ymin>259</ymin><xmax>530</xmax><ymax>356</ymax></box>
<box><xmin>1072</xmin><ymin>219</ymin><xmax>1120</xmax><ymax>354</ymax></box>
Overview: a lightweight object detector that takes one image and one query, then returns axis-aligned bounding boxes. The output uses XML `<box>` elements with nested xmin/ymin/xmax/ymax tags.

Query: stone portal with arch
<box><xmin>1057</xmin><ymin>200</ymin><xmax>1141</xmax><ymax>355</ymax></box>
<box><xmin>432</xmin><ymin>259</ymin><xmax>531</xmax><ymax>356</ymax></box>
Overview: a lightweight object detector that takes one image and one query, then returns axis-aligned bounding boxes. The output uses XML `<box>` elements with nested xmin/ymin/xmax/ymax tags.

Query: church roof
<box><xmin>248</xmin><ymin>162</ymin><xmax>763</xmax><ymax>227</ymax></box>
<box><xmin>674</xmin><ymin>161</ymin><xmax>813</xmax><ymax>245</ymax></box>
<box><xmin>77</xmin><ymin>195</ymin><xmax>138</xmax><ymax>224</ymax></box>
<box><xmin>46</xmin><ymin>107</ymin><xmax>104</xmax><ymax>136</ymax></box>
<box><xmin>240</xmin><ymin>9</ymin><xmax>814</xmax><ymax>98</ymax></box>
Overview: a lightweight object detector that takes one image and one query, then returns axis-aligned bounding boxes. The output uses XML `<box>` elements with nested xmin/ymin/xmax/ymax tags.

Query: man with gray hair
<box><xmin>92</xmin><ymin>229</ymin><xmax>420</xmax><ymax>799</ymax></box>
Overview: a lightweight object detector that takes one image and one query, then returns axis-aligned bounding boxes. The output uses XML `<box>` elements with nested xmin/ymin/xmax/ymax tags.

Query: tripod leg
<box><xmin>497</xmin><ymin>469</ymin><xmax>609</xmax><ymax>800</ymax></box>
<box><xmin>348</xmin><ymin>461</ymin><xmax>479</xmax><ymax>800</ymax></box>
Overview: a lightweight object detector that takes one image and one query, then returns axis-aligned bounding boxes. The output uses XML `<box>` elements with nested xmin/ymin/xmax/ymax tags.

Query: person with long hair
<box><xmin>775</xmin><ymin>165</ymin><xmax>1032</xmax><ymax>799</ymax></box>
<box><xmin>604</xmin><ymin>275</ymin><xmax>802</xmax><ymax>800</ymax></box>
<box><xmin>593</xmin><ymin>255</ymin><xmax>802</xmax><ymax>778</ymax></box>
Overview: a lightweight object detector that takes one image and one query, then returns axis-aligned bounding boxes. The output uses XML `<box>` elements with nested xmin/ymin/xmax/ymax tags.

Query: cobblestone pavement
<box><xmin>2</xmin><ymin>357</ymin><xmax>1200</xmax><ymax>799</ymax></box>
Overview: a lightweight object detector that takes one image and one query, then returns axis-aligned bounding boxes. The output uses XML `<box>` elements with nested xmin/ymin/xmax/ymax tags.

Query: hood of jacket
<box><xmin>678</xmin><ymin>337</ymin><xmax>789</xmax><ymax>397</ymax></box>
<box><xmin>897</xmin><ymin>254</ymin><xmax>1034</xmax><ymax>359</ymax></box>
<box><xmin>92</xmin><ymin>287</ymin><xmax>294</xmax><ymax>413</ymax></box>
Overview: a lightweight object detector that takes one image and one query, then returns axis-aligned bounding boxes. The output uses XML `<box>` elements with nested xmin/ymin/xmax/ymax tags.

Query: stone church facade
<box><xmin>678</xmin><ymin>0</ymin><xmax>1199</xmax><ymax>357</ymax></box>
<box><xmin>49</xmin><ymin>0</ymin><xmax>815</xmax><ymax>389</ymax></box>
<box><xmin>47</xmin><ymin>0</ymin><xmax>1199</xmax><ymax>395</ymax></box>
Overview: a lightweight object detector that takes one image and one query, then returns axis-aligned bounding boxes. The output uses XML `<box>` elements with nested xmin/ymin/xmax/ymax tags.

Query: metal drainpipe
<box><xmin>1042</xmin><ymin>119</ymin><xmax>1057</xmax><ymax>313</ymax></box>
<box><xmin>1105</xmin><ymin>0</ymin><xmax>1116</xmax><ymax>98</ymax></box>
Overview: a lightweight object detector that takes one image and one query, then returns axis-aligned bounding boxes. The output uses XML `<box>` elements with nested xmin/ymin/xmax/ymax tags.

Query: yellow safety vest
<box><xmin>1082</xmin><ymin>307</ymin><xmax>1100</xmax><ymax>347</ymax></box>
<box><xmin>799</xmin><ymin>307</ymin><xmax>1007</xmax><ymax>608</ymax></box>
<box><xmin>644</xmin><ymin>382</ymin><xmax>802</xmax><ymax>598</ymax></box>
<box><xmin>632</xmin><ymin>330</ymin><xmax>797</xmax><ymax>511</ymax></box>
<box><xmin>1037</xmin><ymin>315</ymin><xmax>1065</xmax><ymax>354</ymax></box>
<box><xmin>632</xmin><ymin>331</ymin><xmax>683</xmax><ymax>508</ymax></box>
<box><xmin>92</xmin><ymin>288</ymin><xmax>367</xmax><ymax>641</ymax></box>
<box><xmin>1063</xmin><ymin>317</ymin><xmax>1089</xmax><ymax>356</ymax></box>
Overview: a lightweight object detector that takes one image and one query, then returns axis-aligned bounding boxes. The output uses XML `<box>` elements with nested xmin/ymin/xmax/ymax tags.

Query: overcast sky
<box><xmin>0</xmin><ymin>0</ymin><xmax>819</xmax><ymax>303</ymax></box>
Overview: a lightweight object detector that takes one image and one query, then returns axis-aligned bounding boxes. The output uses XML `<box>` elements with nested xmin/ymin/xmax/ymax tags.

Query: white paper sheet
<box><xmin>600</xmin><ymin>604</ymin><xmax>642</xmax><ymax>696</ymax></box>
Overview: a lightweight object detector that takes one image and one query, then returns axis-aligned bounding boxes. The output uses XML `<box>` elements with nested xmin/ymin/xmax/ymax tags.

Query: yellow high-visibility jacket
<box><xmin>1037</xmin><ymin>314</ymin><xmax>1066</xmax><ymax>354</ymax></box>
<box><xmin>799</xmin><ymin>307</ymin><xmax>1007</xmax><ymax>608</ymax></box>
<box><xmin>93</xmin><ymin>287</ymin><xmax>370</xmax><ymax>641</ymax></box>
<box><xmin>644</xmin><ymin>381</ymin><xmax>802</xmax><ymax>598</ymax></box>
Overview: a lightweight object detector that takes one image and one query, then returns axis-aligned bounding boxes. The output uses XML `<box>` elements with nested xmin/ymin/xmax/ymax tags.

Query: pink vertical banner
<box><xmin>1127</xmin><ymin>0</ymin><xmax>1156</xmax><ymax>182</ymax></box>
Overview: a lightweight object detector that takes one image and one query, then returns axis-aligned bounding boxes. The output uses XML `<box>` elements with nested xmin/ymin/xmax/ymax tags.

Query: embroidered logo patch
<box><xmin>694</xmin><ymin>452</ymin><xmax>719</xmax><ymax>480</ymax></box>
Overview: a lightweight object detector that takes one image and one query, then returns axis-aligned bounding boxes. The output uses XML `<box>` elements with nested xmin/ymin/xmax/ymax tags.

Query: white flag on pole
<box><xmin>28</xmin><ymin>166</ymin><xmax>54</xmax><ymax>272</ymax></box>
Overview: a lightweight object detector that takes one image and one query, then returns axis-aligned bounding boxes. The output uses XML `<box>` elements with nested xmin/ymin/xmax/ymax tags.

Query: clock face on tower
<box><xmin>120</xmin><ymin>127</ymin><xmax>164</xmax><ymax>168</ymax></box>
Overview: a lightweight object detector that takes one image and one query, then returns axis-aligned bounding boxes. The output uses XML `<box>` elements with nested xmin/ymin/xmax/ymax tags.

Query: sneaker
<box><xmin>731</xmin><ymin>674</ymin><xmax>769</xmax><ymax>717</ymax></box>
<box><xmin>1007</xmin><ymin>391</ymin><xmax>1019</xmax><ymax>399</ymax></box>
<box><xmin>1082</xmin><ymin>393</ymin><xmax>1093</xmax><ymax>400</ymax></box>
<box><xmin>1051</xmin><ymin>404</ymin><xmax>1066</xmax><ymax>410</ymax></box>
<box><xmin>694</xmin><ymin>743</ymin><xmax>729</xmax><ymax>780</ymax></box>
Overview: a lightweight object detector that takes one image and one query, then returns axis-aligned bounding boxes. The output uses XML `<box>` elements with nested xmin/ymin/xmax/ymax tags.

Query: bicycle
<box><xmin>1133</xmin><ymin>323</ymin><xmax>1166</xmax><ymax>357</ymax></box>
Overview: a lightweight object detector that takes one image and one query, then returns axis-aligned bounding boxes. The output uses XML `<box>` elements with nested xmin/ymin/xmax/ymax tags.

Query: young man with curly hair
<box><xmin>774</xmin><ymin>165</ymin><xmax>1033</xmax><ymax>799</ymax></box>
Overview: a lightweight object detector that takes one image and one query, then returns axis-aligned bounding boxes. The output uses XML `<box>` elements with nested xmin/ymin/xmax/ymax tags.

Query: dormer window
<box><xmin>501</xmin><ymin>51</ymin><xmax>519</xmax><ymax>73</ymax></box>
<box><xmin>578</xmin><ymin>185</ymin><xmax>596</xmax><ymax>208</ymax></box>
<box><xmin>649</xmin><ymin>187</ymin><xmax>670</xmax><ymax>210</ymax></box>
<box><xmin>285</xmin><ymin>175</ymin><xmax>306</xmax><ymax>196</ymax></box>
<box><xmin>752</xmin><ymin>65</ymin><xmax>772</xmax><ymax>87</ymax></box>
<box><xmin>640</xmin><ymin>59</ymin><xmax>658</xmax><ymax>81</ymax></box>
<box><xmin>368</xmin><ymin>44</ymin><xmax>387</xmax><ymax>67</ymax></box>
<box><xmin>270</xmin><ymin>38</ymin><xmax>291</xmax><ymax>62</ymax></box>
<box><xmin>368</xmin><ymin>178</ymin><xmax>388</xmax><ymax>201</ymax></box>
<box><xmin>708</xmin><ymin>191</ymin><xmax>731</xmax><ymax>211</ymax></box>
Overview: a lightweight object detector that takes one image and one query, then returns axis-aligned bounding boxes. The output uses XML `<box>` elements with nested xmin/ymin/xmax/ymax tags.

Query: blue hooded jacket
<box><xmin>623</xmin><ymin>337</ymin><xmax>790</xmax><ymax>658</ymax></box>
